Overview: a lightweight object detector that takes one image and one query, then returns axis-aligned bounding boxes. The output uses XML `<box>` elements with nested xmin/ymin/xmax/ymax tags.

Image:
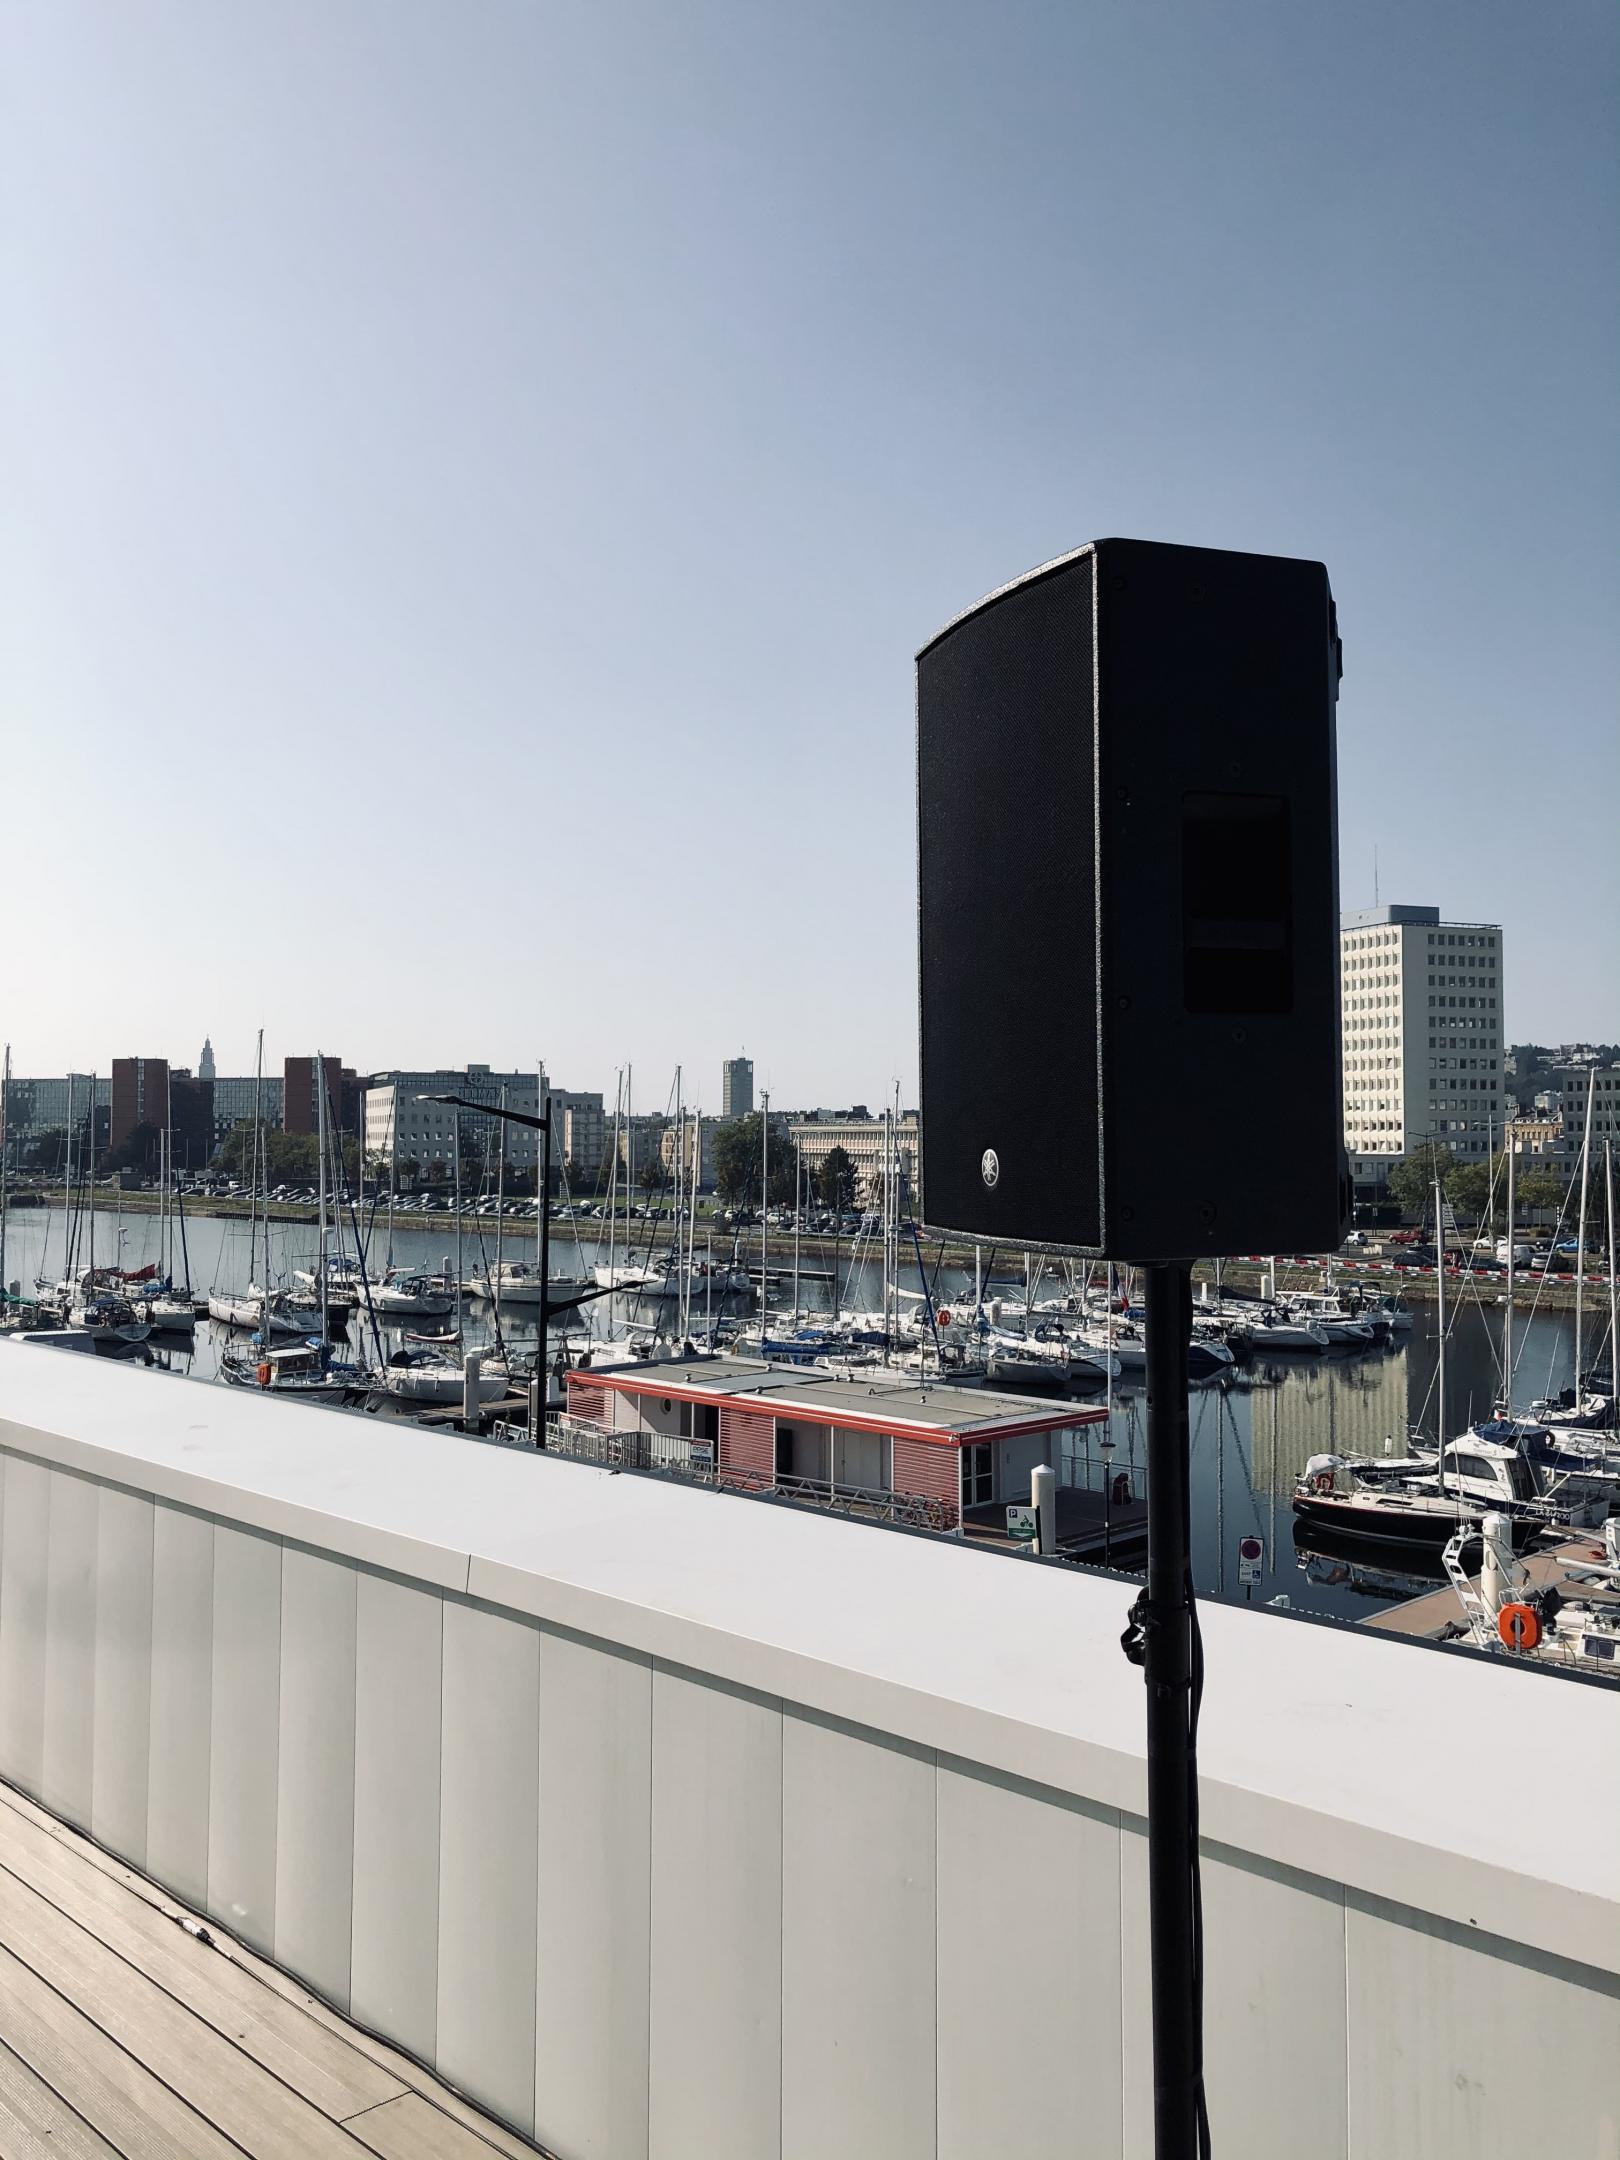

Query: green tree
<box><xmin>640</xmin><ymin>1153</ymin><xmax>666</xmax><ymax>1196</ymax></box>
<box><xmin>1388</xmin><ymin>1142</ymin><xmax>1456</xmax><ymax>1220</ymax></box>
<box><xmin>212</xmin><ymin>1122</ymin><xmax>331</xmax><ymax>1189</ymax></box>
<box><xmin>105</xmin><ymin>1120</ymin><xmax>161</xmax><ymax>1175</ymax></box>
<box><xmin>817</xmin><ymin>1145</ymin><xmax>859</xmax><ymax>1211</ymax></box>
<box><xmin>1446</xmin><ymin>1158</ymin><xmax>1494</xmax><ymax>1224</ymax></box>
<box><xmin>1515</xmin><ymin>1170</ymin><xmax>1565</xmax><ymax>1217</ymax></box>
<box><xmin>713</xmin><ymin>1113</ymin><xmax>800</xmax><ymax>1206</ymax></box>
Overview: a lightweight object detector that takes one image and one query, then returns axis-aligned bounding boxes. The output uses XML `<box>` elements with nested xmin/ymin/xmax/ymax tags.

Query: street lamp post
<box><xmin>1099</xmin><ymin>1434</ymin><xmax>1116</xmax><ymax>1567</ymax></box>
<box><xmin>418</xmin><ymin>1090</ymin><xmax>553</xmax><ymax>1442</ymax></box>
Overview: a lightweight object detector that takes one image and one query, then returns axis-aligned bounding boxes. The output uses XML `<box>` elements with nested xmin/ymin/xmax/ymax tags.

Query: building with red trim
<box><xmin>563</xmin><ymin>1355</ymin><xmax>1107</xmax><ymax>1533</ymax></box>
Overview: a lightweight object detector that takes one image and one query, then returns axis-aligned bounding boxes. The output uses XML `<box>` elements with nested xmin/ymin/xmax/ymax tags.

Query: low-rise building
<box><xmin>362</xmin><ymin>1066</ymin><xmax>549</xmax><ymax>1175</ymax></box>
<box><xmin>790</xmin><ymin>1112</ymin><xmax>920</xmax><ymax>1204</ymax></box>
<box><xmin>1</xmin><ymin>1075</ymin><xmax>111</xmax><ymax>1151</ymax></box>
<box><xmin>209</xmin><ymin>1074</ymin><xmax>284</xmax><ymax>1151</ymax></box>
<box><xmin>1505</xmin><ymin>1116</ymin><xmax>1562</xmax><ymax>1163</ymax></box>
<box><xmin>563</xmin><ymin>1355</ymin><xmax>1104</xmax><ymax>1532</ymax></box>
<box><xmin>555</xmin><ymin>1091</ymin><xmax>606</xmax><ymax>1180</ymax></box>
<box><xmin>660</xmin><ymin>1115</ymin><xmax>719</xmax><ymax>1190</ymax></box>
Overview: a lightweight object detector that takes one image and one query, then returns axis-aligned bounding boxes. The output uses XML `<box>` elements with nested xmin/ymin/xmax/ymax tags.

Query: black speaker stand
<box><xmin>1123</xmin><ymin>1261</ymin><xmax>1208</xmax><ymax>2158</ymax></box>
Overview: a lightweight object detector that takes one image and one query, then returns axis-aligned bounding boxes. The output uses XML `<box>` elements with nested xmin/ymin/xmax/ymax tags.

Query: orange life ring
<box><xmin>1312</xmin><ymin>1471</ymin><xmax>1334</xmax><ymax>1494</ymax></box>
<box><xmin>1498</xmin><ymin>1601</ymin><xmax>1540</xmax><ymax>1652</ymax></box>
<box><xmin>255</xmin><ymin>1362</ymin><xmax>272</xmax><ymax>1388</ymax></box>
<box><xmin>936</xmin><ymin>1308</ymin><xmax>952</xmax><ymax>1328</ymax></box>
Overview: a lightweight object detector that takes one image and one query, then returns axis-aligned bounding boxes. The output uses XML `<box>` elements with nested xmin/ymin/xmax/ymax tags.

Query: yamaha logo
<box><xmin>980</xmin><ymin>1148</ymin><xmax>1000</xmax><ymax>1190</ymax></box>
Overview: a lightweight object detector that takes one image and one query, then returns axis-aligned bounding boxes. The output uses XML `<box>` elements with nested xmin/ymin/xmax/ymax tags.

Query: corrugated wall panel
<box><xmin>781</xmin><ymin>1710</ymin><xmax>936</xmax><ymax>2160</ymax></box>
<box><xmin>437</xmin><ymin>1598</ymin><xmax>540</xmax><ymax>2136</ymax></box>
<box><xmin>649</xmin><ymin>1666</ymin><xmax>782</xmax><ymax>2160</ymax></box>
<box><xmin>719</xmin><ymin>1407</ymin><xmax>773</xmax><ymax>1488</ymax></box>
<box><xmin>937</xmin><ymin>1764</ymin><xmax>1122</xmax><ymax>2159</ymax></box>
<box><xmin>42</xmin><ymin>1467</ymin><xmax>98</xmax><ymax>1829</ymax></box>
<box><xmin>91</xmin><ymin>1485</ymin><xmax>154</xmax><ymax>1868</ymax></box>
<box><xmin>351</xmin><ymin>1569</ymin><xmax>444</xmax><ymax>2065</ymax></box>
<box><xmin>274</xmin><ymin>1546</ymin><xmax>358</xmax><ymax>2009</ymax></box>
<box><xmin>146</xmin><ymin>1502</ymin><xmax>214</xmax><ymax>1906</ymax></box>
<box><xmin>534</xmin><ymin>1631</ymin><xmax>653</xmax><ymax>2160</ymax></box>
<box><xmin>891</xmin><ymin>1435</ymin><xmax>960</xmax><ymax>1526</ymax></box>
<box><xmin>0</xmin><ymin>1454</ymin><xmax>51</xmax><ymax>1799</ymax></box>
<box><xmin>207</xmin><ymin>1523</ymin><xmax>282</xmax><ymax>1954</ymax></box>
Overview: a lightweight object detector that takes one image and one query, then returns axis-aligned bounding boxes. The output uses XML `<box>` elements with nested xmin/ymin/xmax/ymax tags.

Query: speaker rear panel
<box><xmin>917</xmin><ymin>551</ymin><xmax>1102</xmax><ymax>1248</ymax></box>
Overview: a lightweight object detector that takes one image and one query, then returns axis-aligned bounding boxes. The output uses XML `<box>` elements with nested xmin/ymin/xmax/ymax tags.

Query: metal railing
<box><xmin>483</xmin><ymin>1412</ymin><xmax>959</xmax><ymax>1531</ymax></box>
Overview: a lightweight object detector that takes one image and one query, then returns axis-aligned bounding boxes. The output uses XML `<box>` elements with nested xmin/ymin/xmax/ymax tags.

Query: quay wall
<box><xmin>0</xmin><ymin>1344</ymin><xmax>1615</xmax><ymax>2160</ymax></box>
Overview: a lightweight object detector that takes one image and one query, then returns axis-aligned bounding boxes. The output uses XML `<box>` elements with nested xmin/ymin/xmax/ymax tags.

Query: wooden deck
<box><xmin>0</xmin><ymin>1779</ymin><xmax>548</xmax><ymax>2160</ymax></box>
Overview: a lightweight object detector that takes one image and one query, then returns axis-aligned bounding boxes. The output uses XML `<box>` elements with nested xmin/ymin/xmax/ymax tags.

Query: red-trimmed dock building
<box><xmin>561</xmin><ymin>1355</ymin><xmax>1110</xmax><ymax>1535</ymax></box>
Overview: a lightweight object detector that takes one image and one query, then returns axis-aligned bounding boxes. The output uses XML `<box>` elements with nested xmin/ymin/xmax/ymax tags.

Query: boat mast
<box><xmin>792</xmin><ymin>1135</ymin><xmax>801</xmax><ymax>1326</ymax></box>
<box><xmin>1503</xmin><ymin>1137</ymin><xmax>1515</xmax><ymax>1415</ymax></box>
<box><xmin>87</xmin><ymin>1072</ymin><xmax>96</xmax><ymax>1286</ymax></box>
<box><xmin>453</xmin><ymin>1106</ymin><xmax>463</xmax><ymax>1340</ymax></box>
<box><xmin>250</xmin><ymin>1031</ymin><xmax>263</xmax><ymax>1306</ymax></box>
<box><xmin>687</xmin><ymin>1105</ymin><xmax>701</xmax><ymax>1340</ymax></box>
<box><xmin>495</xmin><ymin>1084</ymin><xmax>507</xmax><ymax>1281</ymax></box>
<box><xmin>387</xmin><ymin>1085</ymin><xmax>398</xmax><ymax>1269</ymax></box>
<box><xmin>1606</xmin><ymin>1141</ymin><xmax>1617</xmax><ymax>1403</ymax></box>
<box><xmin>1434</xmin><ymin>1173</ymin><xmax>1447</xmax><ymax>1492</ymax></box>
<box><xmin>672</xmin><ymin>1065</ymin><xmax>683</xmax><ymax>1338</ymax></box>
<box><xmin>760</xmin><ymin>1090</ymin><xmax>769</xmax><ymax>1344</ymax></box>
<box><xmin>605</xmin><ymin>1068</ymin><xmax>621</xmax><ymax>1305</ymax></box>
<box><xmin>1574</xmin><ymin>1068</ymin><xmax>1596</xmax><ymax>1390</ymax></box>
<box><xmin>535</xmin><ymin>1062</ymin><xmax>547</xmax><ymax>1276</ymax></box>
<box><xmin>57</xmin><ymin>1072</ymin><xmax>74</xmax><ymax>1292</ymax></box>
<box><xmin>316</xmin><ymin>1054</ymin><xmax>329</xmax><ymax>1342</ymax></box>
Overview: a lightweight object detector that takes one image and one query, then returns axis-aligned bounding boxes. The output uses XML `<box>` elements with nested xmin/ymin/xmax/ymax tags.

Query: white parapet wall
<box><xmin>0</xmin><ymin>1341</ymin><xmax>1616</xmax><ymax>2160</ymax></box>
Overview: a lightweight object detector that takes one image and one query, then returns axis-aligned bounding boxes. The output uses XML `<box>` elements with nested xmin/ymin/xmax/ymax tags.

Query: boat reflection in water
<box><xmin>1292</xmin><ymin>1521</ymin><xmax>1447</xmax><ymax>1599</ymax></box>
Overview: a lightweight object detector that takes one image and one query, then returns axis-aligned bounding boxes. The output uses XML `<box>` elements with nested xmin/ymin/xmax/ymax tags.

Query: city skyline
<box><xmin>3</xmin><ymin>4</ymin><xmax>1616</xmax><ymax>1085</ymax></box>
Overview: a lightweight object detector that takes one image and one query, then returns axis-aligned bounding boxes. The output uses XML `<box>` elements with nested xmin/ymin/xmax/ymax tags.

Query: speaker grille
<box><xmin>917</xmin><ymin>553</ymin><xmax>1101</xmax><ymax>1249</ymax></box>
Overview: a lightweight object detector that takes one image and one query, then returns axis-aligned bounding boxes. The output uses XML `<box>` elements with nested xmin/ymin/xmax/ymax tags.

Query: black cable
<box><xmin>1187</xmin><ymin>1570</ymin><xmax>1211</xmax><ymax>2157</ymax></box>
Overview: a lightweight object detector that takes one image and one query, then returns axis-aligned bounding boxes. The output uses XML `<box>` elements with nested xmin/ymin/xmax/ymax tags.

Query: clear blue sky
<box><xmin>3</xmin><ymin>1</ymin><xmax>1615</xmax><ymax>1105</ymax></box>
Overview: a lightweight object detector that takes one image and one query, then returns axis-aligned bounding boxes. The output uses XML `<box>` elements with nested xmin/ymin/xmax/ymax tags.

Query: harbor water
<box><xmin>4</xmin><ymin>1204</ymin><xmax>1606</xmax><ymax>1627</ymax></box>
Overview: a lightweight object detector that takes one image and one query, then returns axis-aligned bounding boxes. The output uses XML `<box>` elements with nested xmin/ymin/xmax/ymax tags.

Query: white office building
<box><xmin>790</xmin><ymin>1111</ymin><xmax>921</xmax><ymax>1204</ymax></box>
<box><xmin>363</xmin><ymin>1067</ymin><xmax>549</xmax><ymax>1174</ymax></box>
<box><xmin>1341</xmin><ymin>904</ymin><xmax>1505</xmax><ymax>1182</ymax></box>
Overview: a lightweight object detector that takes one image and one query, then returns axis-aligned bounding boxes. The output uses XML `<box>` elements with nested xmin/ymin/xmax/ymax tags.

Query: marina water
<box><xmin>5</xmin><ymin>1204</ymin><xmax>1594</xmax><ymax>1624</ymax></box>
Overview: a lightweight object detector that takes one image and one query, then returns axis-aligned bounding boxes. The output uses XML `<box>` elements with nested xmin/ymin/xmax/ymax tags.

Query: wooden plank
<box><xmin>0</xmin><ymin>1793</ymin><xmax>404</xmax><ymax>2121</ymax></box>
<box><xmin>0</xmin><ymin>1865</ymin><xmax>363</xmax><ymax>2160</ymax></box>
<box><xmin>349</xmin><ymin>2091</ymin><xmax>542</xmax><ymax>2160</ymax></box>
<box><xmin>0</xmin><ymin>1783</ymin><xmax>541</xmax><ymax>2160</ymax></box>
<box><xmin>0</xmin><ymin>1936</ymin><xmax>243</xmax><ymax>2160</ymax></box>
<box><xmin>0</xmin><ymin>2035</ymin><xmax>122</xmax><ymax>2160</ymax></box>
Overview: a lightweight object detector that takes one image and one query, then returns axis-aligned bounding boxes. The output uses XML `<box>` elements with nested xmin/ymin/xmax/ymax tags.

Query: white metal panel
<box><xmin>274</xmin><ymin>1545</ymin><xmax>357</xmax><ymax>2009</ymax></box>
<box><xmin>351</xmin><ymin>1568</ymin><xmax>444</xmax><ymax>2064</ymax></box>
<box><xmin>534</xmin><ymin>1630</ymin><xmax>652</xmax><ymax>2160</ymax></box>
<box><xmin>41</xmin><ymin>1467</ymin><xmax>98</xmax><ymax>1828</ymax></box>
<box><xmin>207</xmin><ymin>1521</ymin><xmax>281</xmax><ymax>1954</ymax></box>
<box><xmin>0</xmin><ymin>1452</ymin><xmax>51</xmax><ymax>1798</ymax></box>
<box><xmin>437</xmin><ymin>1598</ymin><xmax>540</xmax><ymax>2136</ymax></box>
<box><xmin>781</xmin><ymin>1709</ymin><xmax>936</xmax><ymax>2160</ymax></box>
<box><xmin>1346</xmin><ymin>1891</ymin><xmax>1620</xmax><ymax>2159</ymax></box>
<box><xmin>1120</xmin><ymin>1831</ymin><xmax>1349</xmax><ymax>2160</ymax></box>
<box><xmin>937</xmin><ymin>1764</ymin><xmax>1122</xmax><ymax>2160</ymax></box>
<box><xmin>649</xmin><ymin>1666</ymin><xmax>782</xmax><ymax>2160</ymax></box>
<box><xmin>90</xmin><ymin>1484</ymin><xmax>155</xmax><ymax>1867</ymax></box>
<box><xmin>146</xmin><ymin>1501</ymin><xmax>214</xmax><ymax>1906</ymax></box>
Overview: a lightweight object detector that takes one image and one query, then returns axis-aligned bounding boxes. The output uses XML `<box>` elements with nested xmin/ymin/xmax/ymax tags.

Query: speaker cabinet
<box><xmin>916</xmin><ymin>537</ymin><xmax>1348</xmax><ymax>1262</ymax></box>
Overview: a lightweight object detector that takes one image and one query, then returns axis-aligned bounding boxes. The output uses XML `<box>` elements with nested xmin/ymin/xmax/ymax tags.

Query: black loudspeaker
<box><xmin>917</xmin><ymin>537</ymin><xmax>1349</xmax><ymax>1262</ymax></box>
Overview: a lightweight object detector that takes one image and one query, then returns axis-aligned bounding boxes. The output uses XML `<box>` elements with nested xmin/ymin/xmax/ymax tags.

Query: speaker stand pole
<box><xmin>1137</xmin><ymin>1260</ymin><xmax>1203</xmax><ymax>2158</ymax></box>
